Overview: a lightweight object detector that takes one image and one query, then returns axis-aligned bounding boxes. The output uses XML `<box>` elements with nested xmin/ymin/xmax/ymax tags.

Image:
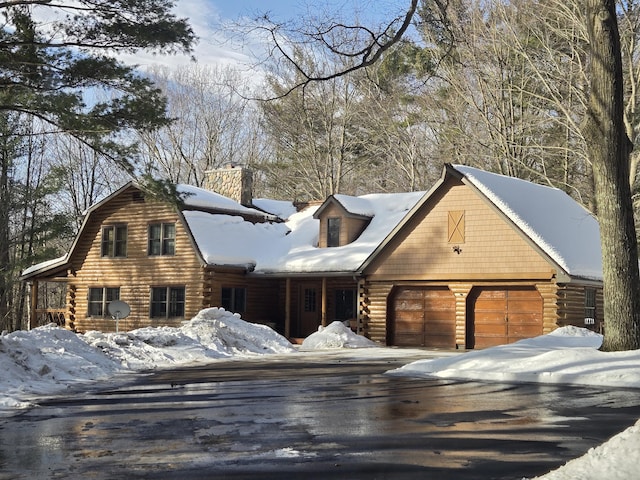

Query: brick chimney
<box><xmin>204</xmin><ymin>164</ymin><xmax>253</xmax><ymax>206</ymax></box>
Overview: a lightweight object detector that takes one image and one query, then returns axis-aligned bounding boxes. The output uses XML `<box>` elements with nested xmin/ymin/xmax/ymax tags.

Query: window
<box><xmin>221</xmin><ymin>287</ymin><xmax>246</xmax><ymax>313</ymax></box>
<box><xmin>585</xmin><ymin>288</ymin><xmax>596</xmax><ymax>325</ymax></box>
<box><xmin>101</xmin><ymin>225</ymin><xmax>127</xmax><ymax>257</ymax></box>
<box><xmin>148</xmin><ymin>222</ymin><xmax>176</xmax><ymax>256</ymax></box>
<box><xmin>88</xmin><ymin>287</ymin><xmax>120</xmax><ymax>317</ymax></box>
<box><xmin>447</xmin><ymin>210</ymin><xmax>465</xmax><ymax>243</ymax></box>
<box><xmin>150</xmin><ymin>286</ymin><xmax>185</xmax><ymax>319</ymax></box>
<box><xmin>334</xmin><ymin>289</ymin><xmax>356</xmax><ymax>321</ymax></box>
<box><xmin>327</xmin><ymin>217</ymin><xmax>341</xmax><ymax>247</ymax></box>
<box><xmin>304</xmin><ymin>288</ymin><xmax>317</xmax><ymax>312</ymax></box>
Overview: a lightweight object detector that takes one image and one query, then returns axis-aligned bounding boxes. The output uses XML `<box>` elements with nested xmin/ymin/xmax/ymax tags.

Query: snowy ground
<box><xmin>1</xmin><ymin>309</ymin><xmax>639</xmax><ymax>479</ymax></box>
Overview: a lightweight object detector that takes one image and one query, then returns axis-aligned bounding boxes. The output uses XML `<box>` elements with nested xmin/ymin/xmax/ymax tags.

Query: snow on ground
<box><xmin>301</xmin><ymin>321</ymin><xmax>378</xmax><ymax>350</ymax></box>
<box><xmin>388</xmin><ymin>326</ymin><xmax>640</xmax><ymax>480</ymax></box>
<box><xmin>1</xmin><ymin>315</ymin><xmax>639</xmax><ymax>479</ymax></box>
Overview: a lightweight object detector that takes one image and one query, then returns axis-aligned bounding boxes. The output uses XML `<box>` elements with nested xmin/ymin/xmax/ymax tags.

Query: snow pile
<box><xmin>0</xmin><ymin>308</ymin><xmax>295</xmax><ymax>414</ymax></box>
<box><xmin>388</xmin><ymin>326</ymin><xmax>640</xmax><ymax>388</ymax></box>
<box><xmin>83</xmin><ymin>308</ymin><xmax>296</xmax><ymax>370</ymax></box>
<box><xmin>301</xmin><ymin>321</ymin><xmax>378</xmax><ymax>350</ymax></box>
<box><xmin>530</xmin><ymin>419</ymin><xmax>640</xmax><ymax>480</ymax></box>
<box><xmin>0</xmin><ymin>325</ymin><xmax>121</xmax><ymax>410</ymax></box>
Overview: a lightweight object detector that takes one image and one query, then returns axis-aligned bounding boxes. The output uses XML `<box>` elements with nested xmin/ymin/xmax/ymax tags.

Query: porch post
<box><xmin>29</xmin><ymin>280</ymin><xmax>38</xmax><ymax>331</ymax></box>
<box><xmin>285</xmin><ymin>278</ymin><xmax>291</xmax><ymax>338</ymax></box>
<box><xmin>321</xmin><ymin>277</ymin><xmax>327</xmax><ymax>327</ymax></box>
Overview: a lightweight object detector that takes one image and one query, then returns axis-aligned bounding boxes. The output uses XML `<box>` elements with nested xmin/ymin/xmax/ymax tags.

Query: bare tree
<box><xmin>258</xmin><ymin>0</ymin><xmax>640</xmax><ymax>350</ymax></box>
<box><xmin>138</xmin><ymin>65</ymin><xmax>267</xmax><ymax>186</ymax></box>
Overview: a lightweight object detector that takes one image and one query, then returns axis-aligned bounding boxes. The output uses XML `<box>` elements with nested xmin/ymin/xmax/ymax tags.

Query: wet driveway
<box><xmin>1</xmin><ymin>349</ymin><xmax>640</xmax><ymax>479</ymax></box>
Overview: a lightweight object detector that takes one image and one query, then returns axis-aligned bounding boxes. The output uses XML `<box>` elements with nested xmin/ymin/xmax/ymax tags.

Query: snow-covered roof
<box><xmin>177</xmin><ymin>184</ymin><xmax>278</xmax><ymax>221</ymax></box>
<box><xmin>331</xmin><ymin>194</ymin><xmax>375</xmax><ymax>217</ymax></box>
<box><xmin>183</xmin><ymin>191</ymin><xmax>424</xmax><ymax>273</ymax></box>
<box><xmin>22</xmin><ymin>166</ymin><xmax>603</xmax><ymax>281</ymax></box>
<box><xmin>452</xmin><ymin>164</ymin><xmax>602</xmax><ymax>280</ymax></box>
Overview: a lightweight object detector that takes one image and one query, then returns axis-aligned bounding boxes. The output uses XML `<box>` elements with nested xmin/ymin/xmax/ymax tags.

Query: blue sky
<box><xmin>120</xmin><ymin>0</ymin><xmax>409</xmax><ymax>71</ymax></box>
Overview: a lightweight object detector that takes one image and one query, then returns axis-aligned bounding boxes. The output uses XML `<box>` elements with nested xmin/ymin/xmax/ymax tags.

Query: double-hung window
<box><xmin>88</xmin><ymin>287</ymin><xmax>120</xmax><ymax>317</ymax></box>
<box><xmin>148</xmin><ymin>222</ymin><xmax>176</xmax><ymax>256</ymax></box>
<box><xmin>150</xmin><ymin>286</ymin><xmax>185</xmax><ymax>319</ymax></box>
<box><xmin>101</xmin><ymin>225</ymin><xmax>127</xmax><ymax>257</ymax></box>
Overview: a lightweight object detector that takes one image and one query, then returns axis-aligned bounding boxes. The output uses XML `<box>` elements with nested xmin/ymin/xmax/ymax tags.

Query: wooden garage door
<box><xmin>468</xmin><ymin>287</ymin><xmax>543</xmax><ymax>349</ymax></box>
<box><xmin>392</xmin><ymin>287</ymin><xmax>456</xmax><ymax>347</ymax></box>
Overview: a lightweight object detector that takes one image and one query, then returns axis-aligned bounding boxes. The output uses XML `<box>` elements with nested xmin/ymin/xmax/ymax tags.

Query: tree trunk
<box><xmin>583</xmin><ymin>0</ymin><xmax>640</xmax><ymax>350</ymax></box>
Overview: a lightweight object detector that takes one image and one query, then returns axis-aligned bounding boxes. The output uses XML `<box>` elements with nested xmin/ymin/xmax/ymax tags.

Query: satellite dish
<box><xmin>108</xmin><ymin>300</ymin><xmax>131</xmax><ymax>319</ymax></box>
<box><xmin>107</xmin><ymin>300</ymin><xmax>130</xmax><ymax>333</ymax></box>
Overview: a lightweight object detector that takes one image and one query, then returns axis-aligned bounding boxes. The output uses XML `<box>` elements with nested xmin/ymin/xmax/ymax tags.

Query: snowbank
<box><xmin>387</xmin><ymin>326</ymin><xmax>640</xmax><ymax>388</ymax></box>
<box><xmin>83</xmin><ymin>308</ymin><xmax>295</xmax><ymax>370</ymax></box>
<box><xmin>530</xmin><ymin>418</ymin><xmax>640</xmax><ymax>480</ymax></box>
<box><xmin>301</xmin><ymin>321</ymin><xmax>378</xmax><ymax>350</ymax></box>
<box><xmin>0</xmin><ymin>308</ymin><xmax>294</xmax><ymax>415</ymax></box>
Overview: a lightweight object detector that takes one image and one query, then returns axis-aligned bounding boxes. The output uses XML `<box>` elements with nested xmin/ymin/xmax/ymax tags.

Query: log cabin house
<box><xmin>21</xmin><ymin>164</ymin><xmax>604</xmax><ymax>348</ymax></box>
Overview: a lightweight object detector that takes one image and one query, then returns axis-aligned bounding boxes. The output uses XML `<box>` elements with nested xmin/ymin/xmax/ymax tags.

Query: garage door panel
<box><xmin>395</xmin><ymin>310</ymin><xmax>424</xmax><ymax>322</ymax></box>
<box><xmin>392</xmin><ymin>287</ymin><xmax>456</xmax><ymax>347</ymax></box>
<box><xmin>475</xmin><ymin>336</ymin><xmax>506</xmax><ymax>349</ymax></box>
<box><xmin>395</xmin><ymin>320</ymin><xmax>425</xmax><ymax>333</ymax></box>
<box><xmin>396</xmin><ymin>300</ymin><xmax>424</xmax><ymax>311</ymax></box>
<box><xmin>475</xmin><ymin>323</ymin><xmax>508</xmax><ymax>336</ymax></box>
<box><xmin>394</xmin><ymin>333</ymin><xmax>426</xmax><ymax>347</ymax></box>
<box><xmin>508</xmin><ymin>312</ymin><xmax>542</xmax><ymax>324</ymax></box>
<box><xmin>474</xmin><ymin>313</ymin><xmax>505</xmax><ymax>324</ymax></box>
<box><xmin>428</xmin><ymin>321</ymin><xmax>456</xmax><ymax>335</ymax></box>
<box><xmin>508</xmin><ymin>324</ymin><xmax>542</xmax><ymax>337</ymax></box>
<box><xmin>469</xmin><ymin>287</ymin><xmax>543</xmax><ymax>349</ymax></box>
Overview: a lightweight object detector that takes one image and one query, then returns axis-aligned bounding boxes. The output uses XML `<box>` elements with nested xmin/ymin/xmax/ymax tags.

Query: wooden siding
<box><xmin>67</xmin><ymin>186</ymin><xmax>206</xmax><ymax>332</ymax></box>
<box><xmin>365</xmin><ymin>177</ymin><xmax>555</xmax><ymax>281</ymax></box>
<box><xmin>556</xmin><ymin>284</ymin><xmax>604</xmax><ymax>333</ymax></box>
<box><xmin>360</xmin><ymin>282</ymin><xmax>393</xmax><ymax>343</ymax></box>
<box><xmin>317</xmin><ymin>203</ymin><xmax>369</xmax><ymax>248</ymax></box>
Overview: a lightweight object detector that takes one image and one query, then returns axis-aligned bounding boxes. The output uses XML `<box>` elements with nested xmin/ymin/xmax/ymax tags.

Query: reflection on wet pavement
<box><xmin>1</xmin><ymin>351</ymin><xmax>639</xmax><ymax>479</ymax></box>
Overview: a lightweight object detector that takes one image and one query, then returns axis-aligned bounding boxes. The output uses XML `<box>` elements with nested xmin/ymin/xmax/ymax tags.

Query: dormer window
<box><xmin>313</xmin><ymin>195</ymin><xmax>372</xmax><ymax>248</ymax></box>
<box><xmin>327</xmin><ymin>217</ymin><xmax>341</xmax><ymax>247</ymax></box>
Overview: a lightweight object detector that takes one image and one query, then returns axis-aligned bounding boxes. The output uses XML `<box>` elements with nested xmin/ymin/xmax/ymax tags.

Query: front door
<box><xmin>298</xmin><ymin>284</ymin><xmax>321</xmax><ymax>338</ymax></box>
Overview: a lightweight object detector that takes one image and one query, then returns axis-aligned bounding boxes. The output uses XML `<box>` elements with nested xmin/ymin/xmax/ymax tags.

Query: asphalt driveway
<box><xmin>1</xmin><ymin>349</ymin><xmax>639</xmax><ymax>479</ymax></box>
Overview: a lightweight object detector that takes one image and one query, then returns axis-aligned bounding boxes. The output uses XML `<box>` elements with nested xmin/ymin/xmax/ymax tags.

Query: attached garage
<box><xmin>467</xmin><ymin>287</ymin><xmax>543</xmax><ymax>349</ymax></box>
<box><xmin>390</xmin><ymin>287</ymin><xmax>456</xmax><ymax>347</ymax></box>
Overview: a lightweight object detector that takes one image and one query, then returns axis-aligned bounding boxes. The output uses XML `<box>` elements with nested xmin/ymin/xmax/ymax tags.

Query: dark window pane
<box><xmin>304</xmin><ymin>288</ymin><xmax>316</xmax><ymax>312</ymax></box>
<box><xmin>163</xmin><ymin>223</ymin><xmax>176</xmax><ymax>255</ymax></box>
<box><xmin>101</xmin><ymin>226</ymin><xmax>114</xmax><ymax>257</ymax></box>
<box><xmin>327</xmin><ymin>217</ymin><xmax>341</xmax><ymax>247</ymax></box>
<box><xmin>114</xmin><ymin>226</ymin><xmax>127</xmax><ymax>257</ymax></box>
<box><xmin>148</xmin><ymin>224</ymin><xmax>161</xmax><ymax>255</ymax></box>
<box><xmin>221</xmin><ymin>287</ymin><xmax>246</xmax><ymax>313</ymax></box>
<box><xmin>335</xmin><ymin>289</ymin><xmax>355</xmax><ymax>320</ymax></box>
